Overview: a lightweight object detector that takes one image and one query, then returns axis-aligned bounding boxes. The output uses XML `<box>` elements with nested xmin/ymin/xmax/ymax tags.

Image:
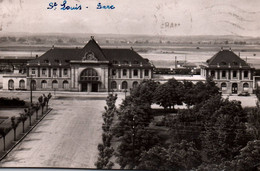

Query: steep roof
<box><xmin>206</xmin><ymin>50</ymin><xmax>251</xmax><ymax>68</ymax></box>
<box><xmin>102</xmin><ymin>48</ymin><xmax>150</xmax><ymax>65</ymax></box>
<box><xmin>74</xmin><ymin>39</ymin><xmax>107</xmax><ymax>61</ymax></box>
<box><xmin>28</xmin><ymin>48</ymin><xmax>81</xmax><ymax>66</ymax></box>
<box><xmin>27</xmin><ymin>37</ymin><xmax>152</xmax><ymax>67</ymax></box>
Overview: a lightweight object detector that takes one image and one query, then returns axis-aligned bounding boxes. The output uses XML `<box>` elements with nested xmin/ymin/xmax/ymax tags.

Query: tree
<box><xmin>95</xmin><ymin>94</ymin><xmax>117</xmax><ymax>169</ymax></box>
<box><xmin>25</xmin><ymin>107</ymin><xmax>33</xmax><ymax>126</ymax></box>
<box><xmin>43</xmin><ymin>93</ymin><xmax>52</xmax><ymax>109</ymax></box>
<box><xmin>200</xmin><ymin>97</ymin><xmax>252</xmax><ymax>164</ymax></box>
<box><xmin>38</xmin><ymin>95</ymin><xmax>45</xmax><ymax>115</ymax></box>
<box><xmin>33</xmin><ymin>102</ymin><xmax>41</xmax><ymax>120</ymax></box>
<box><xmin>138</xmin><ymin>145</ymin><xmax>169</xmax><ymax>171</ymax></box>
<box><xmin>153</xmin><ymin>79</ymin><xmax>183</xmax><ymax>110</ymax></box>
<box><xmin>114</xmin><ymin>95</ymin><xmax>157</xmax><ymax>169</ymax></box>
<box><xmin>11</xmin><ymin>116</ymin><xmax>20</xmax><ymax>141</ymax></box>
<box><xmin>130</xmin><ymin>79</ymin><xmax>159</xmax><ymax>106</ymax></box>
<box><xmin>228</xmin><ymin>140</ymin><xmax>260</xmax><ymax>171</ymax></box>
<box><xmin>19</xmin><ymin>113</ymin><xmax>27</xmax><ymax>133</ymax></box>
<box><xmin>0</xmin><ymin>127</ymin><xmax>11</xmax><ymax>151</ymax></box>
<box><xmin>138</xmin><ymin>141</ymin><xmax>201</xmax><ymax>171</ymax></box>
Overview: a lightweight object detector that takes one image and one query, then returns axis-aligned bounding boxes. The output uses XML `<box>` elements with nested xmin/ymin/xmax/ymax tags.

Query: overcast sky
<box><xmin>0</xmin><ymin>0</ymin><xmax>260</xmax><ymax>37</ymax></box>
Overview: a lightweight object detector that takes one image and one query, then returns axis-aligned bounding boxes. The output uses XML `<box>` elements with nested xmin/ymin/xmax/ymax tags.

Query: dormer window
<box><xmin>65</xmin><ymin>60</ymin><xmax>70</xmax><ymax>63</ymax></box>
<box><xmin>44</xmin><ymin>60</ymin><xmax>49</xmax><ymax>63</ymax></box>
<box><xmin>133</xmin><ymin>60</ymin><xmax>139</xmax><ymax>64</ymax></box>
<box><xmin>233</xmin><ymin>61</ymin><xmax>238</xmax><ymax>65</ymax></box>
<box><xmin>112</xmin><ymin>60</ymin><xmax>118</xmax><ymax>64</ymax></box>
<box><xmin>221</xmin><ymin>61</ymin><xmax>227</xmax><ymax>65</ymax></box>
<box><xmin>123</xmin><ymin>60</ymin><xmax>129</xmax><ymax>64</ymax></box>
<box><xmin>54</xmin><ymin>60</ymin><xmax>60</xmax><ymax>63</ymax></box>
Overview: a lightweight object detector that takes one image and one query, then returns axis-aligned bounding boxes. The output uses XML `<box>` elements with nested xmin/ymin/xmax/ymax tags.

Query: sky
<box><xmin>0</xmin><ymin>0</ymin><xmax>260</xmax><ymax>37</ymax></box>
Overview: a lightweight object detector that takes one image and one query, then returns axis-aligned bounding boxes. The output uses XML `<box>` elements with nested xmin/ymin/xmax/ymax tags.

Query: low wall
<box><xmin>0</xmin><ymin>106</ymin><xmax>47</xmax><ymax>152</ymax></box>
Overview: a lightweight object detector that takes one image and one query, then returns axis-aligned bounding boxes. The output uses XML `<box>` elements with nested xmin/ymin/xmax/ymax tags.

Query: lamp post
<box><xmin>30</xmin><ymin>75</ymin><xmax>33</xmax><ymax>105</ymax></box>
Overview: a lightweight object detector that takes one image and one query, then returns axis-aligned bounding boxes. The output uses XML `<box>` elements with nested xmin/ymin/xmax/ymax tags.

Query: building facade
<box><xmin>21</xmin><ymin>37</ymin><xmax>153</xmax><ymax>92</ymax></box>
<box><xmin>200</xmin><ymin>48</ymin><xmax>254</xmax><ymax>94</ymax></box>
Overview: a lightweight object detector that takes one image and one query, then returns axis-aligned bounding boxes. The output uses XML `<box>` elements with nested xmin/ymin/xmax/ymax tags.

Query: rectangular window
<box><xmin>244</xmin><ymin>71</ymin><xmax>248</xmax><ymax>78</ymax></box>
<box><xmin>53</xmin><ymin>69</ymin><xmax>57</xmax><ymax>76</ymax></box>
<box><xmin>233</xmin><ymin>71</ymin><xmax>237</xmax><ymax>78</ymax></box>
<box><xmin>133</xmin><ymin>69</ymin><xmax>138</xmax><ymax>76</ymax></box>
<box><xmin>31</xmin><ymin>68</ymin><xmax>36</xmax><ymax>75</ymax></box>
<box><xmin>42</xmin><ymin>68</ymin><xmax>46</xmax><ymax>75</ymax></box>
<box><xmin>222</xmin><ymin>71</ymin><xmax>226</xmax><ymax>78</ymax></box>
<box><xmin>112</xmin><ymin>69</ymin><xmax>116</xmax><ymax>76</ymax></box>
<box><xmin>64</xmin><ymin>69</ymin><xmax>68</xmax><ymax>76</ymax></box>
<box><xmin>123</xmin><ymin>69</ymin><xmax>127</xmax><ymax>76</ymax></box>
<box><xmin>211</xmin><ymin>70</ymin><xmax>215</xmax><ymax>77</ymax></box>
<box><xmin>144</xmin><ymin>69</ymin><xmax>149</xmax><ymax>76</ymax></box>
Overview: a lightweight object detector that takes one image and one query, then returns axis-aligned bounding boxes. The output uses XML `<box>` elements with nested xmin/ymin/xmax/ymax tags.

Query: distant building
<box><xmin>6</xmin><ymin>36</ymin><xmax>153</xmax><ymax>92</ymax></box>
<box><xmin>200</xmin><ymin>48</ymin><xmax>254</xmax><ymax>94</ymax></box>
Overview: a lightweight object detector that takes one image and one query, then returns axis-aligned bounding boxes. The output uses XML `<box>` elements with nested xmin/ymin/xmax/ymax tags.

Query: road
<box><xmin>0</xmin><ymin>92</ymin><xmax>114</xmax><ymax>168</ymax></box>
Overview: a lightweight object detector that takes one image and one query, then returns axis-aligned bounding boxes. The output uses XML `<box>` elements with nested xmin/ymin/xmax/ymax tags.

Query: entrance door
<box><xmin>92</xmin><ymin>83</ymin><xmax>98</xmax><ymax>92</ymax></box>
<box><xmin>82</xmin><ymin>83</ymin><xmax>88</xmax><ymax>92</ymax></box>
<box><xmin>232</xmin><ymin>83</ymin><xmax>238</xmax><ymax>94</ymax></box>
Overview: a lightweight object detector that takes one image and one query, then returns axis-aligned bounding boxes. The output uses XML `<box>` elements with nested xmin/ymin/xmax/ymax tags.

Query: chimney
<box><xmin>130</xmin><ymin>47</ymin><xmax>134</xmax><ymax>51</ymax></box>
<box><xmin>52</xmin><ymin>45</ymin><xmax>55</xmax><ymax>49</ymax></box>
<box><xmin>221</xmin><ymin>47</ymin><xmax>223</xmax><ymax>51</ymax></box>
<box><xmin>229</xmin><ymin>47</ymin><xmax>232</xmax><ymax>51</ymax></box>
<box><xmin>91</xmin><ymin>36</ymin><xmax>94</xmax><ymax>40</ymax></box>
<box><xmin>35</xmin><ymin>55</ymin><xmax>38</xmax><ymax>58</ymax></box>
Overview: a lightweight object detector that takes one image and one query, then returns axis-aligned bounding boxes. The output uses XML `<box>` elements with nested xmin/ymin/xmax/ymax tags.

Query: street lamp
<box><xmin>30</xmin><ymin>75</ymin><xmax>33</xmax><ymax>105</ymax></box>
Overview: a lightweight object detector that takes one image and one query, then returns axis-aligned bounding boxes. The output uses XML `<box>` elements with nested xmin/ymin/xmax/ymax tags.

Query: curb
<box><xmin>0</xmin><ymin>108</ymin><xmax>53</xmax><ymax>162</ymax></box>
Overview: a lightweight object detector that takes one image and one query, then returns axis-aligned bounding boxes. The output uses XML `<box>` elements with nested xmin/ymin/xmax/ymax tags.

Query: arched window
<box><xmin>243</xmin><ymin>83</ymin><xmax>249</xmax><ymax>92</ymax></box>
<box><xmin>52</xmin><ymin>80</ymin><xmax>58</xmax><ymax>89</ymax></box>
<box><xmin>221</xmin><ymin>82</ymin><xmax>227</xmax><ymax>91</ymax></box>
<box><xmin>80</xmin><ymin>68</ymin><xmax>99</xmax><ymax>81</ymax></box>
<box><xmin>8</xmin><ymin>79</ymin><xmax>14</xmax><ymax>90</ymax></box>
<box><xmin>63</xmin><ymin>80</ymin><xmax>69</xmax><ymax>89</ymax></box>
<box><xmin>111</xmin><ymin>81</ymin><xmax>117</xmax><ymax>89</ymax></box>
<box><xmin>123</xmin><ymin>69</ymin><xmax>127</xmax><ymax>76</ymax></box>
<box><xmin>19</xmin><ymin>80</ymin><xmax>25</xmax><ymax>89</ymax></box>
<box><xmin>122</xmin><ymin>81</ymin><xmax>128</xmax><ymax>89</ymax></box>
<box><xmin>132</xmin><ymin>81</ymin><xmax>138</xmax><ymax>88</ymax></box>
<box><xmin>41</xmin><ymin>80</ymin><xmax>47</xmax><ymax>89</ymax></box>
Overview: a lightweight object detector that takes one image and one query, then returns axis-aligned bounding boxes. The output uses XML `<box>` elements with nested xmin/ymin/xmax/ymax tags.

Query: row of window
<box><xmin>220</xmin><ymin>82</ymin><xmax>249</xmax><ymax>90</ymax></box>
<box><xmin>111</xmin><ymin>69</ymin><xmax>149</xmax><ymax>77</ymax></box>
<box><xmin>112</xmin><ymin>60</ymin><xmax>141</xmax><ymax>65</ymax></box>
<box><xmin>110</xmin><ymin>81</ymin><xmax>138</xmax><ymax>89</ymax></box>
<box><xmin>31</xmin><ymin>68</ymin><xmax>68</xmax><ymax>76</ymax></box>
<box><xmin>40</xmin><ymin>80</ymin><xmax>69</xmax><ymax>89</ymax></box>
<box><xmin>210</xmin><ymin>70</ymin><xmax>249</xmax><ymax>79</ymax></box>
<box><xmin>8</xmin><ymin>79</ymin><xmax>25</xmax><ymax>90</ymax></box>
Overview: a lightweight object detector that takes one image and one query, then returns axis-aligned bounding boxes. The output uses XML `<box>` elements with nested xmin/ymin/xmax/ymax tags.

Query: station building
<box><xmin>19</xmin><ymin>37</ymin><xmax>154</xmax><ymax>92</ymax></box>
<box><xmin>200</xmin><ymin>48</ymin><xmax>255</xmax><ymax>94</ymax></box>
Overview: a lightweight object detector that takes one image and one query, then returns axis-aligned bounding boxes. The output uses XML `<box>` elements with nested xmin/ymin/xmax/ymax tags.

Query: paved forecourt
<box><xmin>0</xmin><ymin>91</ymin><xmax>119</xmax><ymax>168</ymax></box>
